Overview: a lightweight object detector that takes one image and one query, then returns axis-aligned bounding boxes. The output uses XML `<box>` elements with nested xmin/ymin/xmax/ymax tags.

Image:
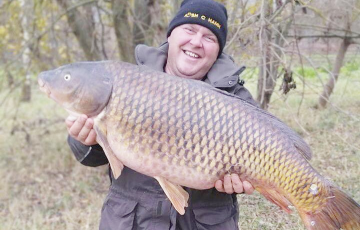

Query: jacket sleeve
<box><xmin>233</xmin><ymin>83</ymin><xmax>260</xmax><ymax>108</ymax></box>
<box><xmin>67</xmin><ymin>135</ymin><xmax>109</xmax><ymax>167</ymax></box>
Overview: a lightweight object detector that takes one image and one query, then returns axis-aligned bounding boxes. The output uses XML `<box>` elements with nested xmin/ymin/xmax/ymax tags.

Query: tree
<box><xmin>19</xmin><ymin>0</ymin><xmax>34</xmax><ymax>102</ymax></box>
<box><xmin>316</xmin><ymin>2</ymin><xmax>359</xmax><ymax>108</ymax></box>
<box><xmin>113</xmin><ymin>0</ymin><xmax>167</xmax><ymax>62</ymax></box>
<box><xmin>56</xmin><ymin>0</ymin><xmax>105</xmax><ymax>61</ymax></box>
<box><xmin>257</xmin><ymin>0</ymin><xmax>294</xmax><ymax>109</ymax></box>
<box><xmin>112</xmin><ymin>0</ymin><xmax>135</xmax><ymax>63</ymax></box>
<box><xmin>290</xmin><ymin>0</ymin><xmax>360</xmax><ymax>108</ymax></box>
<box><xmin>133</xmin><ymin>0</ymin><xmax>152</xmax><ymax>45</ymax></box>
<box><xmin>318</xmin><ymin>36</ymin><xmax>351</xmax><ymax>108</ymax></box>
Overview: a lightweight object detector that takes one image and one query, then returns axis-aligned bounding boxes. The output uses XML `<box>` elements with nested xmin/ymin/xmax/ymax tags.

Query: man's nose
<box><xmin>189</xmin><ymin>34</ymin><xmax>203</xmax><ymax>47</ymax></box>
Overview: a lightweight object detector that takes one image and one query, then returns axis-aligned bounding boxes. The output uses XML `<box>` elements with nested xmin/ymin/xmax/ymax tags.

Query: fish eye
<box><xmin>64</xmin><ymin>74</ymin><xmax>71</xmax><ymax>81</ymax></box>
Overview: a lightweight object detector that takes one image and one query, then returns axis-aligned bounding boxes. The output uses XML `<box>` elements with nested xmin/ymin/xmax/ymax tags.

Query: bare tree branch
<box><xmin>287</xmin><ymin>34</ymin><xmax>360</xmax><ymax>39</ymax></box>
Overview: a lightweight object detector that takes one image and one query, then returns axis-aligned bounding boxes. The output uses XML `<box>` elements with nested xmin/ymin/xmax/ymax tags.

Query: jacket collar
<box><xmin>134</xmin><ymin>42</ymin><xmax>245</xmax><ymax>88</ymax></box>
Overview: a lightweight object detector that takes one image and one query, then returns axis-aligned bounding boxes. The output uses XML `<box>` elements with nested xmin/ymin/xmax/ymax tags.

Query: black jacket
<box><xmin>67</xmin><ymin>43</ymin><xmax>258</xmax><ymax>230</ymax></box>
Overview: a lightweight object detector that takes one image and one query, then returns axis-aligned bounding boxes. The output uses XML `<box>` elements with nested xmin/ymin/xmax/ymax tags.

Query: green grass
<box><xmin>1</xmin><ymin>73</ymin><xmax>359</xmax><ymax>230</ymax></box>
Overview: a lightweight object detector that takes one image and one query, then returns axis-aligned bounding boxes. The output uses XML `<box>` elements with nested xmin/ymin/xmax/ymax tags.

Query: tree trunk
<box><xmin>112</xmin><ymin>0</ymin><xmax>135</xmax><ymax>63</ymax></box>
<box><xmin>256</xmin><ymin>1</ymin><xmax>293</xmax><ymax>110</ymax></box>
<box><xmin>19</xmin><ymin>0</ymin><xmax>33</xmax><ymax>102</ymax></box>
<box><xmin>257</xmin><ymin>0</ymin><xmax>272</xmax><ymax>110</ymax></box>
<box><xmin>56</xmin><ymin>0</ymin><xmax>104</xmax><ymax>61</ymax></box>
<box><xmin>147</xmin><ymin>0</ymin><xmax>168</xmax><ymax>45</ymax></box>
<box><xmin>133</xmin><ymin>0</ymin><xmax>152</xmax><ymax>45</ymax></box>
<box><xmin>6</xmin><ymin>70</ymin><xmax>14</xmax><ymax>87</ymax></box>
<box><xmin>317</xmin><ymin>38</ymin><xmax>351</xmax><ymax>108</ymax></box>
<box><xmin>171</xmin><ymin>0</ymin><xmax>181</xmax><ymax>17</ymax></box>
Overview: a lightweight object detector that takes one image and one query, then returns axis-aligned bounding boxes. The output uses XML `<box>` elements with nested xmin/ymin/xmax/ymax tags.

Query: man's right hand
<box><xmin>65</xmin><ymin>114</ymin><xmax>98</xmax><ymax>146</ymax></box>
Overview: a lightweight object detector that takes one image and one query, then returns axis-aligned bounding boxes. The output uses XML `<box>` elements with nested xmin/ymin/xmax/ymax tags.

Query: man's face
<box><xmin>165</xmin><ymin>24</ymin><xmax>220</xmax><ymax>80</ymax></box>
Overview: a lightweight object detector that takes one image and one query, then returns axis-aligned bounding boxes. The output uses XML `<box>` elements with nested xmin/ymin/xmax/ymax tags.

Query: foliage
<box><xmin>341</xmin><ymin>59</ymin><xmax>360</xmax><ymax>77</ymax></box>
<box><xmin>294</xmin><ymin>66</ymin><xmax>318</xmax><ymax>79</ymax></box>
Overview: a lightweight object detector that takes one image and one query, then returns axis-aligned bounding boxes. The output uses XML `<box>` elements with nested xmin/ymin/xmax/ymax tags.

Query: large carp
<box><xmin>38</xmin><ymin>61</ymin><xmax>360</xmax><ymax>230</ymax></box>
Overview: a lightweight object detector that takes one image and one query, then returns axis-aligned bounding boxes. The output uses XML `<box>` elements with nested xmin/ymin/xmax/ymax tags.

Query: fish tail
<box><xmin>299</xmin><ymin>186</ymin><xmax>360</xmax><ymax>230</ymax></box>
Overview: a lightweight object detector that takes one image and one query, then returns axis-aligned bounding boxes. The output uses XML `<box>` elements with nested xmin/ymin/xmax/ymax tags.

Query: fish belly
<box><xmin>107</xmin><ymin>125</ymin><xmax>218</xmax><ymax>189</ymax></box>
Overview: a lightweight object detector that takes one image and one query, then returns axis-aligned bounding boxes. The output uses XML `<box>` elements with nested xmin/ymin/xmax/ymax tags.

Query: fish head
<box><xmin>38</xmin><ymin>61</ymin><xmax>114</xmax><ymax>117</ymax></box>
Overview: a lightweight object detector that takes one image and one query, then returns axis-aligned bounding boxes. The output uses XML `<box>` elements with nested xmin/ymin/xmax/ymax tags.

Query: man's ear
<box><xmin>167</xmin><ymin>35</ymin><xmax>172</xmax><ymax>45</ymax></box>
<box><xmin>167</xmin><ymin>29</ymin><xmax>174</xmax><ymax>42</ymax></box>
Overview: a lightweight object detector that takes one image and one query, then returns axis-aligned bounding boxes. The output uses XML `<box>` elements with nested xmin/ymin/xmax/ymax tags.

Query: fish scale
<box><xmin>38</xmin><ymin>61</ymin><xmax>360</xmax><ymax>229</ymax></box>
<box><xmin>110</xmin><ymin>65</ymin><xmax>307</xmax><ymax>187</ymax></box>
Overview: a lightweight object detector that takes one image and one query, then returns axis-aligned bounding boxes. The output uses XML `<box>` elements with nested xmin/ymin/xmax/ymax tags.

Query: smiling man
<box><xmin>66</xmin><ymin>0</ymin><xmax>257</xmax><ymax>229</ymax></box>
<box><xmin>166</xmin><ymin>24</ymin><xmax>219</xmax><ymax>80</ymax></box>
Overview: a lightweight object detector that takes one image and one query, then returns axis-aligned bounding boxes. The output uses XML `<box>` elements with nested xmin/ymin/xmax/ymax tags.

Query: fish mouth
<box><xmin>38</xmin><ymin>78</ymin><xmax>51</xmax><ymax>96</ymax></box>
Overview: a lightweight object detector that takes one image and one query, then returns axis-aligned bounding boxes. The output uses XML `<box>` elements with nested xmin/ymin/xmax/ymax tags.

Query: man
<box><xmin>66</xmin><ymin>0</ymin><xmax>257</xmax><ymax>229</ymax></box>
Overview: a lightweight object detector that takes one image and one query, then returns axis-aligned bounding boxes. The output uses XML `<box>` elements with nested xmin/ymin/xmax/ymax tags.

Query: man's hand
<box><xmin>65</xmin><ymin>114</ymin><xmax>97</xmax><ymax>146</ymax></box>
<box><xmin>215</xmin><ymin>174</ymin><xmax>254</xmax><ymax>194</ymax></box>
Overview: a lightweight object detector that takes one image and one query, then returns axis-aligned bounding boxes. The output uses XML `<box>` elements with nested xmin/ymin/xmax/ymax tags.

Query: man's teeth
<box><xmin>185</xmin><ymin>50</ymin><xmax>199</xmax><ymax>58</ymax></box>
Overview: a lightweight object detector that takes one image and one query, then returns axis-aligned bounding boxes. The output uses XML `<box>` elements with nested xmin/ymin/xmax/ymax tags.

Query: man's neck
<box><xmin>164</xmin><ymin>63</ymin><xmax>173</xmax><ymax>75</ymax></box>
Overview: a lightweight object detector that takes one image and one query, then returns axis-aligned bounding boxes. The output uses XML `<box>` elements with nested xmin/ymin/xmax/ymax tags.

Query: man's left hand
<box><xmin>215</xmin><ymin>174</ymin><xmax>254</xmax><ymax>194</ymax></box>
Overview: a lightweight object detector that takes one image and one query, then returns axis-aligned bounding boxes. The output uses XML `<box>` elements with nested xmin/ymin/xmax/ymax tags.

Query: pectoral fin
<box><xmin>154</xmin><ymin>176</ymin><xmax>189</xmax><ymax>215</ymax></box>
<box><xmin>94</xmin><ymin>124</ymin><xmax>123</xmax><ymax>179</ymax></box>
